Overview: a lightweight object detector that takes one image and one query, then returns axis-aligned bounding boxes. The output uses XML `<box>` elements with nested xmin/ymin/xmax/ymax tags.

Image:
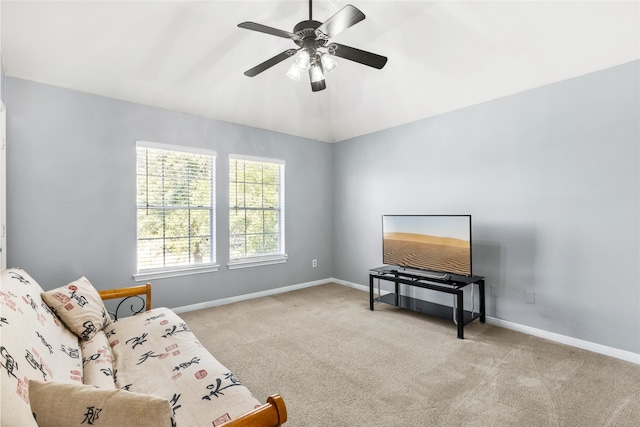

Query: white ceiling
<box><xmin>1</xmin><ymin>0</ymin><xmax>638</xmax><ymax>142</ymax></box>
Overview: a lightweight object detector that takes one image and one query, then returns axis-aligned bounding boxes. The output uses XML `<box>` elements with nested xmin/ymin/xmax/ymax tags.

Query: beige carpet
<box><xmin>180</xmin><ymin>283</ymin><xmax>640</xmax><ymax>426</ymax></box>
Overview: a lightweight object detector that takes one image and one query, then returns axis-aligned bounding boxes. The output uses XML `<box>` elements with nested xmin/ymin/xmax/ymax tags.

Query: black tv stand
<box><xmin>369</xmin><ymin>267</ymin><xmax>485</xmax><ymax>339</ymax></box>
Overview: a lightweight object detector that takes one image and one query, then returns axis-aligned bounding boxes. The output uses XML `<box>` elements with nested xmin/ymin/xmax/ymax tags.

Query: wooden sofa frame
<box><xmin>98</xmin><ymin>284</ymin><xmax>287</xmax><ymax>427</ymax></box>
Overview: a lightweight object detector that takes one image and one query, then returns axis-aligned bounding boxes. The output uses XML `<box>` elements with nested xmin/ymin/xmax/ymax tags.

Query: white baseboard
<box><xmin>173</xmin><ymin>277</ymin><xmax>639</xmax><ymax>366</ymax></box>
<box><xmin>332</xmin><ymin>278</ymin><xmax>370</xmax><ymax>293</ymax></box>
<box><xmin>171</xmin><ymin>278</ymin><xmax>328</xmax><ymax>314</ymax></box>
<box><xmin>485</xmin><ymin>317</ymin><xmax>640</xmax><ymax>365</ymax></box>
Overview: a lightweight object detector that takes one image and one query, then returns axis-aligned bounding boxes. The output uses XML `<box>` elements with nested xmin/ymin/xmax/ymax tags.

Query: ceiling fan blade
<box><xmin>244</xmin><ymin>49</ymin><xmax>298</xmax><ymax>77</ymax></box>
<box><xmin>315</xmin><ymin>5</ymin><xmax>365</xmax><ymax>39</ymax></box>
<box><xmin>238</xmin><ymin>22</ymin><xmax>301</xmax><ymax>41</ymax></box>
<box><xmin>329</xmin><ymin>43</ymin><xmax>388</xmax><ymax>69</ymax></box>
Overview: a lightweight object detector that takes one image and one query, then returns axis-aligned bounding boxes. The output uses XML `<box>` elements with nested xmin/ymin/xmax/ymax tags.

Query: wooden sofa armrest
<box><xmin>220</xmin><ymin>394</ymin><xmax>287</xmax><ymax>427</ymax></box>
<box><xmin>98</xmin><ymin>283</ymin><xmax>152</xmax><ymax>320</ymax></box>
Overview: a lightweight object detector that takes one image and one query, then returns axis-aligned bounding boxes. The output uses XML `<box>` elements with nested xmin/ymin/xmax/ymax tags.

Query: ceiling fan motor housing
<box><xmin>293</xmin><ymin>20</ymin><xmax>328</xmax><ymax>48</ymax></box>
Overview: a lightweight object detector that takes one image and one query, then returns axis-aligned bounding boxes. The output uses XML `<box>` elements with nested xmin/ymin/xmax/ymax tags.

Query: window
<box><xmin>229</xmin><ymin>155</ymin><xmax>286</xmax><ymax>269</ymax></box>
<box><xmin>135</xmin><ymin>141</ymin><xmax>217</xmax><ymax>280</ymax></box>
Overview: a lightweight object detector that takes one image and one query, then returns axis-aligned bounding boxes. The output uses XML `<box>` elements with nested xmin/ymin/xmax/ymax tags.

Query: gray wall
<box><xmin>6</xmin><ymin>61</ymin><xmax>639</xmax><ymax>355</ymax></box>
<box><xmin>5</xmin><ymin>77</ymin><xmax>334</xmax><ymax>309</ymax></box>
<box><xmin>333</xmin><ymin>61</ymin><xmax>639</xmax><ymax>354</ymax></box>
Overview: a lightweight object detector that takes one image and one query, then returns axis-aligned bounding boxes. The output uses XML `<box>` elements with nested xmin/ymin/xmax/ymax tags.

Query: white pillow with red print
<box><xmin>41</xmin><ymin>277</ymin><xmax>111</xmax><ymax>341</ymax></box>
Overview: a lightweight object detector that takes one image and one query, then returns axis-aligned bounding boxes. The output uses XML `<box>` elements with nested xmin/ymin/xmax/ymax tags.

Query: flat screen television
<box><xmin>382</xmin><ymin>215</ymin><xmax>472</xmax><ymax>277</ymax></box>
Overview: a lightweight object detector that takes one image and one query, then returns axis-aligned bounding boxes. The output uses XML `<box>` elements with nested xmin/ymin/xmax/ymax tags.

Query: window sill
<box><xmin>134</xmin><ymin>264</ymin><xmax>220</xmax><ymax>281</ymax></box>
<box><xmin>227</xmin><ymin>255</ymin><xmax>288</xmax><ymax>270</ymax></box>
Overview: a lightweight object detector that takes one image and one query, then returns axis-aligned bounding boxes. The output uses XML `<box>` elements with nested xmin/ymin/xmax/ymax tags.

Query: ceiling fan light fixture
<box><xmin>320</xmin><ymin>53</ymin><xmax>337</xmax><ymax>73</ymax></box>
<box><xmin>309</xmin><ymin>62</ymin><xmax>326</xmax><ymax>92</ymax></box>
<box><xmin>293</xmin><ymin>50</ymin><xmax>311</xmax><ymax>71</ymax></box>
<box><xmin>286</xmin><ymin>63</ymin><xmax>302</xmax><ymax>81</ymax></box>
<box><xmin>310</xmin><ymin>78</ymin><xmax>327</xmax><ymax>92</ymax></box>
<box><xmin>309</xmin><ymin>62</ymin><xmax>325</xmax><ymax>83</ymax></box>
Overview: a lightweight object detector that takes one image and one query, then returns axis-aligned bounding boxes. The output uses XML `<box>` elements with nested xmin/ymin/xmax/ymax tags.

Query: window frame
<box><xmin>134</xmin><ymin>140</ymin><xmax>218</xmax><ymax>281</ymax></box>
<box><xmin>228</xmin><ymin>154</ymin><xmax>287</xmax><ymax>270</ymax></box>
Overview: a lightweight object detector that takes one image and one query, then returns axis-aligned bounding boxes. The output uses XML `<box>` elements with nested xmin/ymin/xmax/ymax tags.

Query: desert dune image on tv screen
<box><xmin>383</xmin><ymin>216</ymin><xmax>471</xmax><ymax>276</ymax></box>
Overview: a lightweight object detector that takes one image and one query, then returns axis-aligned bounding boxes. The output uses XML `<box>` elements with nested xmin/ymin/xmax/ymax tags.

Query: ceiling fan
<box><xmin>238</xmin><ymin>0</ymin><xmax>388</xmax><ymax>92</ymax></box>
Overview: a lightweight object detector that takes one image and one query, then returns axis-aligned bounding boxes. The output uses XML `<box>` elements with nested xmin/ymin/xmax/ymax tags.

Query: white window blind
<box><xmin>229</xmin><ymin>155</ymin><xmax>286</xmax><ymax>268</ymax></box>
<box><xmin>136</xmin><ymin>141</ymin><xmax>216</xmax><ymax>276</ymax></box>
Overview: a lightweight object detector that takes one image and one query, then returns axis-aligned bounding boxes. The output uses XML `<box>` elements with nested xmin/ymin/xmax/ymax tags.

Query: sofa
<box><xmin>0</xmin><ymin>268</ymin><xmax>287</xmax><ymax>427</ymax></box>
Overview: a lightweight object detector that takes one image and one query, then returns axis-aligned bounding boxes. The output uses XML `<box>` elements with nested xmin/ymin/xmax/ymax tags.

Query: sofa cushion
<box><xmin>105</xmin><ymin>307</ymin><xmax>261</xmax><ymax>426</ymax></box>
<box><xmin>41</xmin><ymin>276</ymin><xmax>111</xmax><ymax>341</ymax></box>
<box><xmin>80</xmin><ymin>330</ymin><xmax>116</xmax><ymax>389</ymax></box>
<box><xmin>0</xmin><ymin>268</ymin><xmax>83</xmax><ymax>427</ymax></box>
<box><xmin>29</xmin><ymin>380</ymin><xmax>175</xmax><ymax>427</ymax></box>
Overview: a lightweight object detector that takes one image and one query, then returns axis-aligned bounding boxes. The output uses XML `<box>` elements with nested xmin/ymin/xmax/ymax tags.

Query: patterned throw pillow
<box><xmin>29</xmin><ymin>380</ymin><xmax>175</xmax><ymax>427</ymax></box>
<box><xmin>41</xmin><ymin>277</ymin><xmax>111</xmax><ymax>341</ymax></box>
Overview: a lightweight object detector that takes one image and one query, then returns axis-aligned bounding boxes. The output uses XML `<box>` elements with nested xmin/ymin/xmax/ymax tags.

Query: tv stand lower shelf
<box><xmin>377</xmin><ymin>293</ymin><xmax>482</xmax><ymax>325</ymax></box>
<box><xmin>369</xmin><ymin>269</ymin><xmax>485</xmax><ymax>339</ymax></box>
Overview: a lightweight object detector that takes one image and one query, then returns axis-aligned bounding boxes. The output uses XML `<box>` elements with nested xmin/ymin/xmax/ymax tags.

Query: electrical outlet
<box><xmin>312</xmin><ymin>259</ymin><xmax>317</xmax><ymax>268</ymax></box>
<box><xmin>491</xmin><ymin>285</ymin><xmax>499</xmax><ymax>297</ymax></box>
<box><xmin>525</xmin><ymin>290</ymin><xmax>535</xmax><ymax>304</ymax></box>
